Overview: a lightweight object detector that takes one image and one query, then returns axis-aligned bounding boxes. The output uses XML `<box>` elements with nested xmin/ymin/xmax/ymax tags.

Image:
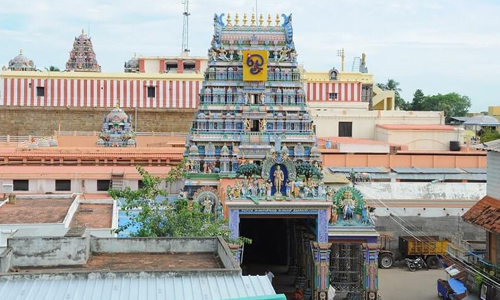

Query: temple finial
<box><xmin>133</xmin><ymin>52</ymin><xmax>137</xmax><ymax>58</ymax></box>
<box><xmin>235</xmin><ymin>13</ymin><xmax>240</xmax><ymax>25</ymax></box>
<box><xmin>82</xmin><ymin>29</ymin><xmax>85</xmax><ymax>35</ymax></box>
<box><xmin>267</xmin><ymin>14</ymin><xmax>272</xmax><ymax>26</ymax></box>
<box><xmin>243</xmin><ymin>13</ymin><xmax>248</xmax><ymax>26</ymax></box>
<box><xmin>251</xmin><ymin>12</ymin><xmax>256</xmax><ymax>26</ymax></box>
<box><xmin>227</xmin><ymin>13</ymin><xmax>232</xmax><ymax>26</ymax></box>
<box><xmin>20</xmin><ymin>49</ymin><xmax>23</xmax><ymax>55</ymax></box>
<box><xmin>259</xmin><ymin>14</ymin><xmax>264</xmax><ymax>26</ymax></box>
<box><xmin>115</xmin><ymin>100</ymin><xmax>120</xmax><ymax>109</ymax></box>
<box><xmin>275</xmin><ymin>13</ymin><xmax>280</xmax><ymax>26</ymax></box>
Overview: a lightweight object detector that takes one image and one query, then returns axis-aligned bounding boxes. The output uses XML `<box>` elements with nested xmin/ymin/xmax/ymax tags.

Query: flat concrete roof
<box><xmin>14</xmin><ymin>252</ymin><xmax>222</xmax><ymax>273</ymax></box>
<box><xmin>0</xmin><ymin>199</ymin><xmax>73</xmax><ymax>224</ymax></box>
<box><xmin>70</xmin><ymin>204</ymin><xmax>112</xmax><ymax>229</ymax></box>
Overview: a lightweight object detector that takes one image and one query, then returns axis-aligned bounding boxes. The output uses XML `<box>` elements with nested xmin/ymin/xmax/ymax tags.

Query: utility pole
<box><xmin>181</xmin><ymin>0</ymin><xmax>190</xmax><ymax>54</ymax></box>
<box><xmin>337</xmin><ymin>48</ymin><xmax>345</xmax><ymax>72</ymax></box>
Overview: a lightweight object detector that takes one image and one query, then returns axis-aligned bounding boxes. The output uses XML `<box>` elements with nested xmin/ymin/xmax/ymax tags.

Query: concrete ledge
<box><xmin>90</xmin><ymin>237</ymin><xmax>218</xmax><ymax>253</ymax></box>
<box><xmin>0</xmin><ymin>248</ymin><xmax>12</xmax><ymax>273</ymax></box>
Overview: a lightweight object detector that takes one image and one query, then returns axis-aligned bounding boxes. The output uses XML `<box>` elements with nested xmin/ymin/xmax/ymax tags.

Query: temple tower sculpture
<box><xmin>66</xmin><ymin>29</ymin><xmax>101</xmax><ymax>72</ymax></box>
<box><xmin>97</xmin><ymin>104</ymin><xmax>136</xmax><ymax>147</ymax></box>
<box><xmin>6</xmin><ymin>49</ymin><xmax>36</xmax><ymax>71</ymax></box>
<box><xmin>185</xmin><ymin>13</ymin><xmax>317</xmax><ymax>181</ymax></box>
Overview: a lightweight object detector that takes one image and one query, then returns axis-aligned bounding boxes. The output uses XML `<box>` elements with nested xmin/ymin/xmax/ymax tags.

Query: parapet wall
<box><xmin>0</xmin><ymin>107</ymin><xmax>194</xmax><ymax>136</ymax></box>
<box><xmin>91</xmin><ymin>237</ymin><xmax>218</xmax><ymax>253</ymax></box>
<box><xmin>8</xmin><ymin>233</ymin><xmax>90</xmax><ymax>267</ymax></box>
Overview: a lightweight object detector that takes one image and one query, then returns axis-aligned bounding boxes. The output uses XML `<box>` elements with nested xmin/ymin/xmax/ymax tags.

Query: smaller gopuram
<box><xmin>66</xmin><ymin>29</ymin><xmax>101</xmax><ymax>72</ymax></box>
<box><xmin>124</xmin><ymin>53</ymin><xmax>139</xmax><ymax>73</ymax></box>
<box><xmin>97</xmin><ymin>104</ymin><xmax>136</xmax><ymax>147</ymax></box>
<box><xmin>6</xmin><ymin>49</ymin><xmax>36</xmax><ymax>71</ymax></box>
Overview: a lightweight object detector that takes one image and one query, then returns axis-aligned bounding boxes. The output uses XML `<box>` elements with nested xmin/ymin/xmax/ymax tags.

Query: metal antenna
<box><xmin>181</xmin><ymin>0</ymin><xmax>190</xmax><ymax>54</ymax></box>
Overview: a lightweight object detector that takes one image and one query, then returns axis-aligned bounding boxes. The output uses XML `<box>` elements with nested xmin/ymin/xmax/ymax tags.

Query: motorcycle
<box><xmin>405</xmin><ymin>257</ymin><xmax>428</xmax><ymax>272</ymax></box>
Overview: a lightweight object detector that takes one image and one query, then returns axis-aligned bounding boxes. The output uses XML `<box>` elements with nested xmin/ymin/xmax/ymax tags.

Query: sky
<box><xmin>0</xmin><ymin>0</ymin><xmax>499</xmax><ymax>112</ymax></box>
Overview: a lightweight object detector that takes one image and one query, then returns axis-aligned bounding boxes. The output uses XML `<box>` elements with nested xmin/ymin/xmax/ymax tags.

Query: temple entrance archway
<box><xmin>239</xmin><ymin>215</ymin><xmax>318</xmax><ymax>296</ymax></box>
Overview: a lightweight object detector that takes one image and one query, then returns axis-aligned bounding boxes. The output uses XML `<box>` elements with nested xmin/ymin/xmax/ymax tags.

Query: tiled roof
<box><xmin>317</xmin><ymin>137</ymin><xmax>399</xmax><ymax>146</ymax></box>
<box><xmin>376</xmin><ymin>124</ymin><xmax>455</xmax><ymax>131</ymax></box>
<box><xmin>462</xmin><ymin>196</ymin><xmax>500</xmax><ymax>234</ymax></box>
<box><xmin>0</xmin><ymin>147</ymin><xmax>184</xmax><ymax>159</ymax></box>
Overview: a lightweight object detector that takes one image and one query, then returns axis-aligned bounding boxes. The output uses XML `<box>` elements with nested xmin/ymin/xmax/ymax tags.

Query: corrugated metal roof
<box><xmin>0</xmin><ymin>274</ymin><xmax>276</xmax><ymax>300</ymax></box>
<box><xmin>327</xmin><ymin>167</ymin><xmax>389</xmax><ymax>174</ymax></box>
<box><xmin>462</xmin><ymin>168</ymin><xmax>487</xmax><ymax>174</ymax></box>
<box><xmin>392</xmin><ymin>167</ymin><xmax>466</xmax><ymax>174</ymax></box>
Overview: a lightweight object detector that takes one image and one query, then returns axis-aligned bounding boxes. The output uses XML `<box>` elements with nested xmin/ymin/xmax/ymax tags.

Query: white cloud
<box><xmin>0</xmin><ymin>0</ymin><xmax>498</xmax><ymax>111</ymax></box>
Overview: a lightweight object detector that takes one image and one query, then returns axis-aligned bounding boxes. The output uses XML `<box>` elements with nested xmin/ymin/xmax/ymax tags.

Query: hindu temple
<box><xmin>5</xmin><ymin>49</ymin><xmax>36</xmax><ymax>71</ymax></box>
<box><xmin>97</xmin><ymin>104</ymin><xmax>137</xmax><ymax>147</ymax></box>
<box><xmin>124</xmin><ymin>53</ymin><xmax>139</xmax><ymax>73</ymax></box>
<box><xmin>184</xmin><ymin>13</ymin><xmax>379</xmax><ymax>300</ymax></box>
<box><xmin>66</xmin><ymin>29</ymin><xmax>101</xmax><ymax>72</ymax></box>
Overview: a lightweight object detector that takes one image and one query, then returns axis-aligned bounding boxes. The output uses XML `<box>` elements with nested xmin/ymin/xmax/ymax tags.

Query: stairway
<box><xmin>111</xmin><ymin>170</ymin><xmax>125</xmax><ymax>190</ymax></box>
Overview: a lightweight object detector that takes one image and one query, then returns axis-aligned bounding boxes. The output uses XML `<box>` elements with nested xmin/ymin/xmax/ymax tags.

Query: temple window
<box><xmin>166</xmin><ymin>61</ymin><xmax>178</xmax><ymax>73</ymax></box>
<box><xmin>183</xmin><ymin>62</ymin><xmax>196</xmax><ymax>73</ymax></box>
<box><xmin>329</xmin><ymin>92</ymin><xmax>338</xmax><ymax>100</ymax></box>
<box><xmin>147</xmin><ymin>86</ymin><xmax>156</xmax><ymax>98</ymax></box>
<box><xmin>97</xmin><ymin>180</ymin><xmax>111</xmax><ymax>192</ymax></box>
<box><xmin>339</xmin><ymin>122</ymin><xmax>353</xmax><ymax>137</ymax></box>
<box><xmin>13</xmin><ymin>180</ymin><xmax>29</xmax><ymax>191</ymax></box>
<box><xmin>274</xmin><ymin>68</ymin><xmax>280</xmax><ymax>80</ymax></box>
<box><xmin>228</xmin><ymin>68</ymin><xmax>234</xmax><ymax>80</ymax></box>
<box><xmin>36</xmin><ymin>86</ymin><xmax>45</xmax><ymax>97</ymax></box>
<box><xmin>55</xmin><ymin>180</ymin><xmax>71</xmax><ymax>191</ymax></box>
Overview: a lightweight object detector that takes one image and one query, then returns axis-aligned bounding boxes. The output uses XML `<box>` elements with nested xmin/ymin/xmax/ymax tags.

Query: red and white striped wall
<box><xmin>1</xmin><ymin>78</ymin><xmax>201</xmax><ymax>109</ymax></box>
<box><xmin>1</xmin><ymin>77</ymin><xmax>364</xmax><ymax>108</ymax></box>
<box><xmin>305</xmin><ymin>82</ymin><xmax>362</xmax><ymax>102</ymax></box>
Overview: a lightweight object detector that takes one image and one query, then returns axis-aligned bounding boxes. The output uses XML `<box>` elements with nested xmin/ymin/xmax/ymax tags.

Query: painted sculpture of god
<box><xmin>271</xmin><ymin>164</ymin><xmax>287</xmax><ymax>196</ymax></box>
<box><xmin>341</xmin><ymin>190</ymin><xmax>356</xmax><ymax>220</ymax></box>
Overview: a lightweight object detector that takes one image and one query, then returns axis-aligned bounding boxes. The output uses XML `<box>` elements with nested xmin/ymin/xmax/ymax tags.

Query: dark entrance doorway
<box><xmin>239</xmin><ymin>216</ymin><xmax>317</xmax><ymax>295</ymax></box>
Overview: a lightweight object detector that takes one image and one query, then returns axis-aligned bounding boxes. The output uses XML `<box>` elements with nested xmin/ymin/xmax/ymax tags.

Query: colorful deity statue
<box><xmin>273</xmin><ymin>165</ymin><xmax>285</xmax><ymax>196</ymax></box>
<box><xmin>341</xmin><ymin>190</ymin><xmax>356</xmax><ymax>220</ymax></box>
<box><xmin>202</xmin><ymin>195</ymin><xmax>213</xmax><ymax>214</ymax></box>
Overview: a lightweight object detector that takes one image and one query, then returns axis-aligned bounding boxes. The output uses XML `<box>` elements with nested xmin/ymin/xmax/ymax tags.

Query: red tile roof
<box><xmin>462</xmin><ymin>196</ymin><xmax>500</xmax><ymax>234</ymax></box>
<box><xmin>376</xmin><ymin>124</ymin><xmax>455</xmax><ymax>131</ymax></box>
<box><xmin>317</xmin><ymin>137</ymin><xmax>400</xmax><ymax>146</ymax></box>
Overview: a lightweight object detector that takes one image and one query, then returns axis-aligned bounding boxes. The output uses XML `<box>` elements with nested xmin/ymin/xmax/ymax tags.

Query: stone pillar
<box><xmin>311</xmin><ymin>242</ymin><xmax>332</xmax><ymax>300</ymax></box>
<box><xmin>364</xmin><ymin>241</ymin><xmax>379</xmax><ymax>300</ymax></box>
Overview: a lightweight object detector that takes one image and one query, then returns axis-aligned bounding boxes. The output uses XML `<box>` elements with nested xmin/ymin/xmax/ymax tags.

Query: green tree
<box><xmin>480</xmin><ymin>128</ymin><xmax>500</xmax><ymax>143</ymax></box>
<box><xmin>110</xmin><ymin>165</ymin><xmax>242</xmax><ymax>242</ymax></box>
<box><xmin>44</xmin><ymin>66</ymin><xmax>60</xmax><ymax>71</ymax></box>
<box><xmin>377</xmin><ymin>79</ymin><xmax>408</xmax><ymax>110</ymax></box>
<box><xmin>421</xmin><ymin>93</ymin><xmax>471</xmax><ymax>121</ymax></box>
<box><xmin>236</xmin><ymin>163</ymin><xmax>261</xmax><ymax>179</ymax></box>
<box><xmin>109</xmin><ymin>165</ymin><xmax>168</xmax><ymax>237</ymax></box>
<box><xmin>410</xmin><ymin>89</ymin><xmax>425</xmax><ymax>111</ymax></box>
<box><xmin>296</xmin><ymin>162</ymin><xmax>323</xmax><ymax>182</ymax></box>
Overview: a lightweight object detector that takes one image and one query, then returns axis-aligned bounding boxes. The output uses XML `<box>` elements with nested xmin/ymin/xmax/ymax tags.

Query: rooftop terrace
<box><xmin>0</xmin><ymin>198</ymin><xmax>73</xmax><ymax>224</ymax></box>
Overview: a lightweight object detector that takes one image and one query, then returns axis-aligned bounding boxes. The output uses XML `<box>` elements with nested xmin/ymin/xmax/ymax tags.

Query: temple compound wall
<box><xmin>0</xmin><ymin>106</ymin><xmax>194</xmax><ymax>136</ymax></box>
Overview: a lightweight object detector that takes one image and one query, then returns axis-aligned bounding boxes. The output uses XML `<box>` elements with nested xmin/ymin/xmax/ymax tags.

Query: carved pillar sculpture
<box><xmin>311</xmin><ymin>242</ymin><xmax>332</xmax><ymax>300</ymax></box>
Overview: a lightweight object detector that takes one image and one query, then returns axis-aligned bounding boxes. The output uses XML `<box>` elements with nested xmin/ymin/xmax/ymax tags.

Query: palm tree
<box><xmin>377</xmin><ymin>79</ymin><xmax>408</xmax><ymax>110</ymax></box>
<box><xmin>44</xmin><ymin>66</ymin><xmax>60</xmax><ymax>72</ymax></box>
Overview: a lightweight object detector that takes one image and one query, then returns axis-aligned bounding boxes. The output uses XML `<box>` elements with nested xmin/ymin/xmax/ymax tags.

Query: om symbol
<box><xmin>246</xmin><ymin>54</ymin><xmax>264</xmax><ymax>75</ymax></box>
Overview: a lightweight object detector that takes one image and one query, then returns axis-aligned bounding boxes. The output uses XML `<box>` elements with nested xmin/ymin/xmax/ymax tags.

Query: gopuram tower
<box><xmin>183</xmin><ymin>13</ymin><xmax>378</xmax><ymax>300</ymax></box>
<box><xmin>185</xmin><ymin>12</ymin><xmax>319</xmax><ymax>184</ymax></box>
<box><xmin>66</xmin><ymin>30</ymin><xmax>101</xmax><ymax>72</ymax></box>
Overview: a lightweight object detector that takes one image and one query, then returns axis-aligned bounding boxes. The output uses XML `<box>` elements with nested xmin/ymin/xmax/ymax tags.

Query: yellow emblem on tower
<box><xmin>242</xmin><ymin>50</ymin><xmax>268</xmax><ymax>82</ymax></box>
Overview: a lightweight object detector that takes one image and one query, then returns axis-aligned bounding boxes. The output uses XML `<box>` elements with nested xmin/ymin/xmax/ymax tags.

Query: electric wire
<box><xmin>369</xmin><ymin>196</ymin><xmax>500</xmax><ymax>290</ymax></box>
